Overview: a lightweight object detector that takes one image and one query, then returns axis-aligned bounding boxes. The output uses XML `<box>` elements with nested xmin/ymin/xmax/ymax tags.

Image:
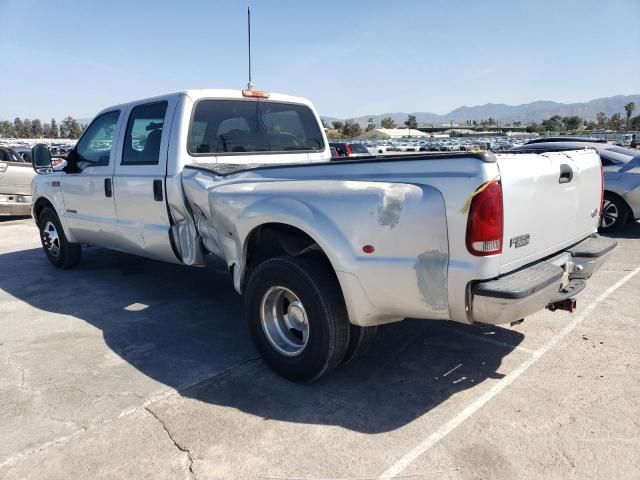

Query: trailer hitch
<box><xmin>547</xmin><ymin>298</ymin><xmax>577</xmax><ymax>313</ymax></box>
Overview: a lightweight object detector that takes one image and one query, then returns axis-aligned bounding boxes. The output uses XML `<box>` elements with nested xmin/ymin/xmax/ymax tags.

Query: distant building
<box><xmin>359</xmin><ymin>128</ymin><xmax>429</xmax><ymax>139</ymax></box>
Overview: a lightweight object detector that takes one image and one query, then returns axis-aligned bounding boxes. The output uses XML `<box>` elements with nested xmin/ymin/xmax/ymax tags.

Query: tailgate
<box><xmin>496</xmin><ymin>149</ymin><xmax>601</xmax><ymax>273</ymax></box>
<box><xmin>0</xmin><ymin>162</ymin><xmax>33</xmax><ymax>196</ymax></box>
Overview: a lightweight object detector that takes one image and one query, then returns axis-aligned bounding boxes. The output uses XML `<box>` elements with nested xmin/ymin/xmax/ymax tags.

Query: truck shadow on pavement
<box><xmin>1</xmin><ymin>245</ymin><xmax>524</xmax><ymax>434</ymax></box>
<box><xmin>602</xmin><ymin>220</ymin><xmax>640</xmax><ymax>239</ymax></box>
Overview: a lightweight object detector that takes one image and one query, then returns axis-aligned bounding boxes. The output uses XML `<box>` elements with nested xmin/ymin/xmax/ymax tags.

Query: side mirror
<box><xmin>32</xmin><ymin>144</ymin><xmax>52</xmax><ymax>174</ymax></box>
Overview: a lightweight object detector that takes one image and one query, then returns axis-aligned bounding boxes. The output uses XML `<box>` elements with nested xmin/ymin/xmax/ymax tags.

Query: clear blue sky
<box><xmin>1</xmin><ymin>0</ymin><xmax>639</xmax><ymax>120</ymax></box>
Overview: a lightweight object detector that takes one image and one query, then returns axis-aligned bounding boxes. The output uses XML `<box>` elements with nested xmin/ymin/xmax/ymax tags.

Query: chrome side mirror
<box><xmin>32</xmin><ymin>144</ymin><xmax>52</xmax><ymax>174</ymax></box>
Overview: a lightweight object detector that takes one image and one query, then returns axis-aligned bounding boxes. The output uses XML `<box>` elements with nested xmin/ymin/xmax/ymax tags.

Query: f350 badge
<box><xmin>509</xmin><ymin>234</ymin><xmax>530</xmax><ymax>249</ymax></box>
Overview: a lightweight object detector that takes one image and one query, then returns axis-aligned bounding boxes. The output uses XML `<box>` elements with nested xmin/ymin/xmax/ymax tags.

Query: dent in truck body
<box><xmin>180</xmin><ymin>167</ymin><xmax>452</xmax><ymax>327</ymax></box>
<box><xmin>377</xmin><ymin>184</ymin><xmax>408</xmax><ymax>229</ymax></box>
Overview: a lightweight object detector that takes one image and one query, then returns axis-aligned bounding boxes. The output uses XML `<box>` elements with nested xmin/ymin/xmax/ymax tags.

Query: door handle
<box><xmin>153</xmin><ymin>179</ymin><xmax>163</xmax><ymax>201</ymax></box>
<box><xmin>104</xmin><ymin>178</ymin><xmax>112</xmax><ymax>197</ymax></box>
<box><xmin>559</xmin><ymin>164</ymin><xmax>573</xmax><ymax>184</ymax></box>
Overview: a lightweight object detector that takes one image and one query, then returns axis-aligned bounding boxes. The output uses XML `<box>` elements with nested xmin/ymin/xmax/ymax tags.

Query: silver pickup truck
<box><xmin>30</xmin><ymin>88</ymin><xmax>616</xmax><ymax>381</ymax></box>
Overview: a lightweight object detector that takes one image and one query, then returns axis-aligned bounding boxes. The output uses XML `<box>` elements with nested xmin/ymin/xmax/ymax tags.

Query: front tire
<box><xmin>38</xmin><ymin>207</ymin><xmax>82</xmax><ymax>269</ymax></box>
<box><xmin>244</xmin><ymin>256</ymin><xmax>350</xmax><ymax>383</ymax></box>
<box><xmin>599</xmin><ymin>193</ymin><xmax>629</xmax><ymax>232</ymax></box>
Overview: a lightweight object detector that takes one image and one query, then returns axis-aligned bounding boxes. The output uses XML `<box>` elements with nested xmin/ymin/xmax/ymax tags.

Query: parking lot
<box><xmin>1</xmin><ymin>216</ymin><xmax>639</xmax><ymax>480</ymax></box>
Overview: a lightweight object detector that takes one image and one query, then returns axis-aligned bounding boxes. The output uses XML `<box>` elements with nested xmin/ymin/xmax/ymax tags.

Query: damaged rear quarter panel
<box><xmin>181</xmin><ymin>169</ymin><xmax>450</xmax><ymax>324</ymax></box>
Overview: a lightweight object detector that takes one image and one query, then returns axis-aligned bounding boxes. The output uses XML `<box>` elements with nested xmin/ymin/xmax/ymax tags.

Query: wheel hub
<box><xmin>42</xmin><ymin>221</ymin><xmax>61</xmax><ymax>257</ymax></box>
<box><xmin>260</xmin><ymin>286</ymin><xmax>309</xmax><ymax>356</ymax></box>
<box><xmin>600</xmin><ymin>200</ymin><xmax>618</xmax><ymax>229</ymax></box>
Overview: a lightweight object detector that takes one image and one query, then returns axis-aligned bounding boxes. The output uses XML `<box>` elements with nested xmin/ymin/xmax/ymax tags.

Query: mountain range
<box><xmin>322</xmin><ymin>94</ymin><xmax>640</xmax><ymax>126</ymax></box>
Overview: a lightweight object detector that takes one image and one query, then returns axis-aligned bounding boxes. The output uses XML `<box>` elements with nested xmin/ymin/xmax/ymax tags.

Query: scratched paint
<box><xmin>416</xmin><ymin>250</ymin><xmax>448</xmax><ymax>311</ymax></box>
<box><xmin>377</xmin><ymin>185</ymin><xmax>408</xmax><ymax>229</ymax></box>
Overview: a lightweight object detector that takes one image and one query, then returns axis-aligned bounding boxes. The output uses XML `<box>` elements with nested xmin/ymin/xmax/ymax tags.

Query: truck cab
<box><xmin>32</xmin><ymin>89</ymin><xmax>330</xmax><ymax>264</ymax></box>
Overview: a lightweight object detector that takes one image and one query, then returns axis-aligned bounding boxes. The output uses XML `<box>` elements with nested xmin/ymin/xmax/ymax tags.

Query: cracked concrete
<box><xmin>1</xmin><ymin>217</ymin><xmax>639</xmax><ymax>479</ymax></box>
<box><xmin>145</xmin><ymin>406</ymin><xmax>196</xmax><ymax>480</ymax></box>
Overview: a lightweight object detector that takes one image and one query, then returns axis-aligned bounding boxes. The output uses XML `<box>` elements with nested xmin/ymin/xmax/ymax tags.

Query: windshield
<box><xmin>188</xmin><ymin>100</ymin><xmax>324</xmax><ymax>154</ymax></box>
<box><xmin>0</xmin><ymin>148</ymin><xmax>24</xmax><ymax>162</ymax></box>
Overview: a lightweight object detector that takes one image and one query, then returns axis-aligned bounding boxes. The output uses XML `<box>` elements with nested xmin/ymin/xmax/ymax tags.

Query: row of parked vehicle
<box><xmin>329</xmin><ymin>138</ymin><xmax>640</xmax><ymax>232</ymax></box>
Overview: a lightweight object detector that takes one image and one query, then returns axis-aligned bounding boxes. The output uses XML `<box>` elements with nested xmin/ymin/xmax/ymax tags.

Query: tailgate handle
<box><xmin>153</xmin><ymin>179</ymin><xmax>163</xmax><ymax>201</ymax></box>
<box><xmin>559</xmin><ymin>164</ymin><xmax>573</xmax><ymax>184</ymax></box>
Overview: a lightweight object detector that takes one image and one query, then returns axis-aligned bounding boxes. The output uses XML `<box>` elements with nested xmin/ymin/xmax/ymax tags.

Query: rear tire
<box><xmin>341</xmin><ymin>325</ymin><xmax>378</xmax><ymax>366</ymax></box>
<box><xmin>244</xmin><ymin>256</ymin><xmax>350</xmax><ymax>383</ymax></box>
<box><xmin>38</xmin><ymin>207</ymin><xmax>82</xmax><ymax>269</ymax></box>
<box><xmin>599</xmin><ymin>192</ymin><xmax>629</xmax><ymax>232</ymax></box>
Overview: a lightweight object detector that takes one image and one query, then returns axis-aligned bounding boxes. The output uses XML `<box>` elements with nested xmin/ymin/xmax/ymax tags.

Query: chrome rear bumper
<box><xmin>470</xmin><ymin>235</ymin><xmax>617</xmax><ymax>325</ymax></box>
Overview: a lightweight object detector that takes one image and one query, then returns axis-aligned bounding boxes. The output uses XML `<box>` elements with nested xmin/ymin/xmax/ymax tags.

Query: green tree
<box><xmin>404</xmin><ymin>114</ymin><xmax>418</xmax><ymax>130</ymax></box>
<box><xmin>562</xmin><ymin>116</ymin><xmax>582</xmax><ymax>131</ymax></box>
<box><xmin>624</xmin><ymin>102</ymin><xmax>636</xmax><ymax>131</ymax></box>
<box><xmin>608</xmin><ymin>113</ymin><xmax>622</xmax><ymax>132</ymax></box>
<box><xmin>525</xmin><ymin>122</ymin><xmax>545</xmax><ymax>134</ymax></box>
<box><xmin>69</xmin><ymin>118</ymin><xmax>83</xmax><ymax>138</ymax></box>
<box><xmin>0</xmin><ymin>120</ymin><xmax>14</xmax><ymax>138</ymax></box>
<box><xmin>366</xmin><ymin>117</ymin><xmax>376</xmax><ymax>131</ymax></box>
<box><xmin>331</xmin><ymin>121</ymin><xmax>343</xmax><ymax>130</ymax></box>
<box><xmin>341</xmin><ymin>119</ymin><xmax>361</xmax><ymax>138</ymax></box>
<box><xmin>630</xmin><ymin>115</ymin><xmax>640</xmax><ymax>130</ymax></box>
<box><xmin>49</xmin><ymin>118</ymin><xmax>59</xmax><ymax>138</ymax></box>
<box><xmin>542</xmin><ymin>115</ymin><xmax>564</xmax><ymax>132</ymax></box>
<box><xmin>31</xmin><ymin>119</ymin><xmax>43</xmax><ymax>137</ymax></box>
<box><xmin>380</xmin><ymin>117</ymin><xmax>396</xmax><ymax>129</ymax></box>
<box><xmin>22</xmin><ymin>119</ymin><xmax>33</xmax><ymax>137</ymax></box>
<box><xmin>60</xmin><ymin>116</ymin><xmax>83</xmax><ymax>138</ymax></box>
<box><xmin>596</xmin><ymin>112</ymin><xmax>608</xmax><ymax>130</ymax></box>
<box><xmin>13</xmin><ymin>118</ymin><xmax>24</xmax><ymax>138</ymax></box>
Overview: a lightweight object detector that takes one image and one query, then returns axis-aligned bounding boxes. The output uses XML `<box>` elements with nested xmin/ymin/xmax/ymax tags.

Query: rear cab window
<box><xmin>122</xmin><ymin>101</ymin><xmax>168</xmax><ymax>165</ymax></box>
<box><xmin>348</xmin><ymin>143</ymin><xmax>369</xmax><ymax>154</ymax></box>
<box><xmin>188</xmin><ymin>100</ymin><xmax>324</xmax><ymax>155</ymax></box>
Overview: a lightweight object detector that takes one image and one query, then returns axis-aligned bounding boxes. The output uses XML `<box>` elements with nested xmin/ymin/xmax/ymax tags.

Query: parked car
<box><xmin>329</xmin><ymin>142</ymin><xmax>370</xmax><ymax>158</ymax></box>
<box><xmin>512</xmin><ymin>139</ymin><xmax>640</xmax><ymax>232</ymax></box>
<box><xmin>30</xmin><ymin>88</ymin><xmax>615</xmax><ymax>382</ymax></box>
<box><xmin>0</xmin><ymin>146</ymin><xmax>34</xmax><ymax>216</ymax></box>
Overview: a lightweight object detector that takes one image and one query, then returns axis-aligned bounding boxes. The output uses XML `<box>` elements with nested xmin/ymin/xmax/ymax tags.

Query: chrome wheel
<box><xmin>260</xmin><ymin>286</ymin><xmax>309</xmax><ymax>356</ymax></box>
<box><xmin>600</xmin><ymin>200</ymin><xmax>619</xmax><ymax>229</ymax></box>
<box><xmin>42</xmin><ymin>221</ymin><xmax>61</xmax><ymax>257</ymax></box>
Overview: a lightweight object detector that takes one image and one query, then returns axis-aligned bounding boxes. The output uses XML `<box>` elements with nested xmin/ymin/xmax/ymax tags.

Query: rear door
<box><xmin>496</xmin><ymin>149</ymin><xmax>601</xmax><ymax>272</ymax></box>
<box><xmin>112</xmin><ymin>98</ymin><xmax>178</xmax><ymax>261</ymax></box>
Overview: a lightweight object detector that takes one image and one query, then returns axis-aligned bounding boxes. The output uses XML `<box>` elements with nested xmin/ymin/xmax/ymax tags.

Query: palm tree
<box><xmin>624</xmin><ymin>102</ymin><xmax>636</xmax><ymax>131</ymax></box>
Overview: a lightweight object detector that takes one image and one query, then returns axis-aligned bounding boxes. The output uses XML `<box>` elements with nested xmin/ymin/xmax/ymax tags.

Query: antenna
<box><xmin>247</xmin><ymin>6</ymin><xmax>252</xmax><ymax>90</ymax></box>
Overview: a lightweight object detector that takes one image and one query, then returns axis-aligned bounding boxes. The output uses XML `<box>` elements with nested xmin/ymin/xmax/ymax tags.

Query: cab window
<box><xmin>122</xmin><ymin>101</ymin><xmax>168</xmax><ymax>165</ymax></box>
<box><xmin>188</xmin><ymin>100</ymin><xmax>324</xmax><ymax>154</ymax></box>
<box><xmin>75</xmin><ymin>110</ymin><xmax>120</xmax><ymax>168</ymax></box>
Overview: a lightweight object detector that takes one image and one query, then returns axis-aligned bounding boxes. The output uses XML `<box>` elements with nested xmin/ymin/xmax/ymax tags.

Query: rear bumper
<box><xmin>0</xmin><ymin>194</ymin><xmax>32</xmax><ymax>216</ymax></box>
<box><xmin>470</xmin><ymin>235</ymin><xmax>616</xmax><ymax>325</ymax></box>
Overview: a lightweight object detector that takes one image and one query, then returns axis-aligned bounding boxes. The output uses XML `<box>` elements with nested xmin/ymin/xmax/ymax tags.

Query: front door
<box><xmin>60</xmin><ymin>110</ymin><xmax>122</xmax><ymax>246</ymax></box>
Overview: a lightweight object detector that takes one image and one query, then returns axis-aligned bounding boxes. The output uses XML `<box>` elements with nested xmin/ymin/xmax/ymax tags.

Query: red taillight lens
<box><xmin>466</xmin><ymin>181</ymin><xmax>504</xmax><ymax>256</ymax></box>
<box><xmin>345</xmin><ymin>144</ymin><xmax>352</xmax><ymax>156</ymax></box>
<box><xmin>599</xmin><ymin>165</ymin><xmax>604</xmax><ymax>215</ymax></box>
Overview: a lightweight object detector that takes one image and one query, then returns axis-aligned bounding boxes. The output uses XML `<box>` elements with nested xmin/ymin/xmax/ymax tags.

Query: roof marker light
<box><xmin>242</xmin><ymin>90</ymin><xmax>269</xmax><ymax>98</ymax></box>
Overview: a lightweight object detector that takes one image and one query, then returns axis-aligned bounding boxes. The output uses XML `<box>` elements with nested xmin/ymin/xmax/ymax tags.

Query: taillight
<box><xmin>466</xmin><ymin>181</ymin><xmax>504</xmax><ymax>256</ymax></box>
<box><xmin>345</xmin><ymin>144</ymin><xmax>352</xmax><ymax>156</ymax></box>
<box><xmin>599</xmin><ymin>165</ymin><xmax>604</xmax><ymax>215</ymax></box>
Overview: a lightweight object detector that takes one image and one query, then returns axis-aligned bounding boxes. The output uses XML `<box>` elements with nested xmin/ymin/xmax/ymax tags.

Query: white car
<box><xmin>0</xmin><ymin>146</ymin><xmax>34</xmax><ymax>216</ymax></box>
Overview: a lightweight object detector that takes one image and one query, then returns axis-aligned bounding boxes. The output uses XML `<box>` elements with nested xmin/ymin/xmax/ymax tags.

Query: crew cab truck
<box><xmin>30</xmin><ymin>89</ymin><xmax>617</xmax><ymax>382</ymax></box>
